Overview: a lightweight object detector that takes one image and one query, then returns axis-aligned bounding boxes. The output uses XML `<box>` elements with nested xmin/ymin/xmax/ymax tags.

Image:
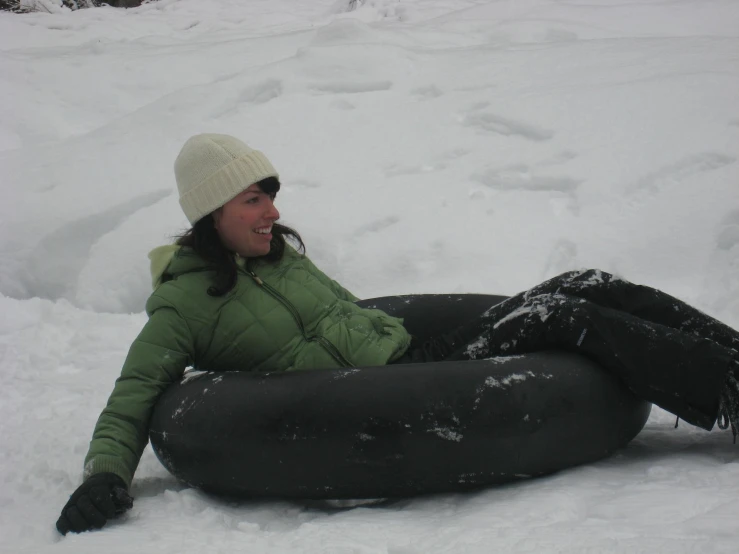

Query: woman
<box><xmin>56</xmin><ymin>133</ymin><xmax>739</xmax><ymax>535</ymax></box>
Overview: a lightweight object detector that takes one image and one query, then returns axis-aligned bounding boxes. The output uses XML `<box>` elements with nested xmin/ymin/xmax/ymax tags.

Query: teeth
<box><xmin>255</xmin><ymin>227</ymin><xmax>272</xmax><ymax>234</ymax></box>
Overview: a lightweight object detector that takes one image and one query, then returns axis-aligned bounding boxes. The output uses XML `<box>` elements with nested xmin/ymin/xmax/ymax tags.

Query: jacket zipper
<box><xmin>244</xmin><ymin>266</ymin><xmax>355</xmax><ymax>368</ymax></box>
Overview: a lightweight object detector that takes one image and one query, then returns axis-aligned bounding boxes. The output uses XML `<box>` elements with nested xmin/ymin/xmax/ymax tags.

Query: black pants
<box><xmin>392</xmin><ymin>270</ymin><xmax>739</xmax><ymax>430</ymax></box>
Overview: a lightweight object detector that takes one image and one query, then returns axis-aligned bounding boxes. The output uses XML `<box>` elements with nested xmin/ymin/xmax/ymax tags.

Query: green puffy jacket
<box><xmin>83</xmin><ymin>244</ymin><xmax>411</xmax><ymax>487</ymax></box>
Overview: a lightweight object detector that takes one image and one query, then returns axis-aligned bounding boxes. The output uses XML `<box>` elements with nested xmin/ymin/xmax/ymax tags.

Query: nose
<box><xmin>265</xmin><ymin>197</ymin><xmax>280</xmax><ymax>222</ymax></box>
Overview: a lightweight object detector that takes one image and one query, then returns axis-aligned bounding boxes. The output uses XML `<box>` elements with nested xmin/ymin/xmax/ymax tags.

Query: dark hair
<box><xmin>175</xmin><ymin>177</ymin><xmax>305</xmax><ymax>296</ymax></box>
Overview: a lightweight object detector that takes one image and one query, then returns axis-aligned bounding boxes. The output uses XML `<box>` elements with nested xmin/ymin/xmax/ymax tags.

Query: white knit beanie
<box><xmin>174</xmin><ymin>133</ymin><xmax>279</xmax><ymax>224</ymax></box>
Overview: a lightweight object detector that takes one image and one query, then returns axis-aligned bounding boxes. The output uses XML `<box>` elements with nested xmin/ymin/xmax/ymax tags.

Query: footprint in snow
<box><xmin>628</xmin><ymin>152</ymin><xmax>736</xmax><ymax>195</ymax></box>
<box><xmin>461</xmin><ymin>112</ymin><xmax>554</xmax><ymax>142</ymax></box>
<box><xmin>383</xmin><ymin>150</ymin><xmax>469</xmax><ymax>178</ymax></box>
<box><xmin>471</xmin><ymin>163</ymin><xmax>582</xmax><ymax>214</ymax></box>
<box><xmin>411</xmin><ymin>85</ymin><xmax>443</xmax><ymax>99</ymax></box>
<box><xmin>309</xmin><ymin>80</ymin><xmax>392</xmax><ymax>95</ymax></box>
<box><xmin>473</xmin><ymin>164</ymin><xmax>581</xmax><ymax>194</ymax></box>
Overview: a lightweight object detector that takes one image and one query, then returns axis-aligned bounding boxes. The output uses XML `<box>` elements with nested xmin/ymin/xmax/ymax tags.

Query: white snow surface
<box><xmin>1</xmin><ymin>0</ymin><xmax>739</xmax><ymax>551</ymax></box>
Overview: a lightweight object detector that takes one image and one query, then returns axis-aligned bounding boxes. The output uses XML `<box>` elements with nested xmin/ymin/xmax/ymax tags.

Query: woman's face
<box><xmin>213</xmin><ymin>182</ymin><xmax>280</xmax><ymax>258</ymax></box>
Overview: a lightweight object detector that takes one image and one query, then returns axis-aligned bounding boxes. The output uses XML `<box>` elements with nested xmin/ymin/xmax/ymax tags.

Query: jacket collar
<box><xmin>148</xmin><ymin>245</ymin><xmax>253</xmax><ymax>290</ymax></box>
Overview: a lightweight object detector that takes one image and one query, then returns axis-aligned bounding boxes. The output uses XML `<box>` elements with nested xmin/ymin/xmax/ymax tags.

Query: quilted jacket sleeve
<box><xmin>82</xmin><ymin>305</ymin><xmax>194</xmax><ymax>488</ymax></box>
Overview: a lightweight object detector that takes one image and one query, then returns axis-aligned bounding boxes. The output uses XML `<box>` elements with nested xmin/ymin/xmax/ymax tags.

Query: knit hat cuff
<box><xmin>178</xmin><ymin>150</ymin><xmax>279</xmax><ymax>224</ymax></box>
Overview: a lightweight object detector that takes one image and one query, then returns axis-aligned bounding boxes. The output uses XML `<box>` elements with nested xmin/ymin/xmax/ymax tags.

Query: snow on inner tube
<box><xmin>149</xmin><ymin>294</ymin><xmax>651</xmax><ymax>498</ymax></box>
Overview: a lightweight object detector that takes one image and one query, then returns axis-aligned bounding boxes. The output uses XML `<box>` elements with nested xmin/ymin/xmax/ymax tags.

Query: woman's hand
<box><xmin>56</xmin><ymin>473</ymin><xmax>134</xmax><ymax>535</ymax></box>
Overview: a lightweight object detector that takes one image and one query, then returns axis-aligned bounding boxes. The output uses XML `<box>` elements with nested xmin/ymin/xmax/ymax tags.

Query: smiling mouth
<box><xmin>254</xmin><ymin>226</ymin><xmax>272</xmax><ymax>235</ymax></box>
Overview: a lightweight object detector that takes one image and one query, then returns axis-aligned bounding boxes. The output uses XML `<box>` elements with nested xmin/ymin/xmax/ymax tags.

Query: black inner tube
<box><xmin>149</xmin><ymin>294</ymin><xmax>651</xmax><ymax>498</ymax></box>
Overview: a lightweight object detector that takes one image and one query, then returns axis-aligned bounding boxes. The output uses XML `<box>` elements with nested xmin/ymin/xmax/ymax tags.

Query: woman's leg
<box><xmin>511</xmin><ymin>269</ymin><xmax>739</xmax><ymax>354</ymax></box>
<box><xmin>450</xmin><ymin>292</ymin><xmax>737</xmax><ymax>432</ymax></box>
<box><xmin>392</xmin><ymin>272</ymin><xmax>739</xmax><ymax>435</ymax></box>
<box><xmin>397</xmin><ymin>269</ymin><xmax>739</xmax><ymax>363</ymax></box>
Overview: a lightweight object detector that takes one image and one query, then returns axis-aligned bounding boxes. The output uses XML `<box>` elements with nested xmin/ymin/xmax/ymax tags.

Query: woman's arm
<box><xmin>83</xmin><ymin>306</ymin><xmax>194</xmax><ymax>489</ymax></box>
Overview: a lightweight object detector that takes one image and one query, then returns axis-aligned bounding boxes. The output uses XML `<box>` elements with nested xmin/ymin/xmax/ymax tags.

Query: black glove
<box><xmin>56</xmin><ymin>472</ymin><xmax>134</xmax><ymax>535</ymax></box>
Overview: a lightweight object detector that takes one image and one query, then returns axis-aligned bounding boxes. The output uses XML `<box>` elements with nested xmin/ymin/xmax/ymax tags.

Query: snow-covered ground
<box><xmin>1</xmin><ymin>0</ymin><xmax>738</xmax><ymax>551</ymax></box>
